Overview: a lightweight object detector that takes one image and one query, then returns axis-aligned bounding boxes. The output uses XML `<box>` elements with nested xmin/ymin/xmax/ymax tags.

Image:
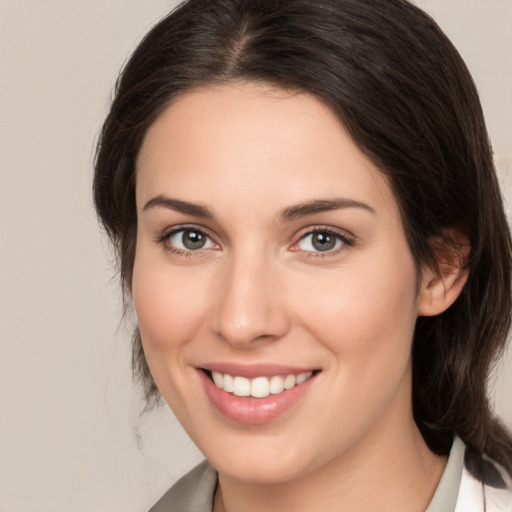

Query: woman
<box><xmin>93</xmin><ymin>0</ymin><xmax>512</xmax><ymax>510</ymax></box>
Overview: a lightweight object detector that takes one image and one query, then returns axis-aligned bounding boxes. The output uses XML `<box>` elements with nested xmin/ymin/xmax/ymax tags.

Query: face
<box><xmin>133</xmin><ymin>83</ymin><xmax>422</xmax><ymax>484</ymax></box>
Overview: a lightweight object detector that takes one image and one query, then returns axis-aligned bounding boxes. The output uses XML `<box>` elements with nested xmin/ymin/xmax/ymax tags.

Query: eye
<box><xmin>166</xmin><ymin>228</ymin><xmax>216</xmax><ymax>252</ymax></box>
<box><xmin>295</xmin><ymin>230</ymin><xmax>349</xmax><ymax>253</ymax></box>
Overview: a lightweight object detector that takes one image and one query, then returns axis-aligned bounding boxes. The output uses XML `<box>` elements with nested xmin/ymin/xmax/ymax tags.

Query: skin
<box><xmin>132</xmin><ymin>82</ymin><xmax>468</xmax><ymax>511</ymax></box>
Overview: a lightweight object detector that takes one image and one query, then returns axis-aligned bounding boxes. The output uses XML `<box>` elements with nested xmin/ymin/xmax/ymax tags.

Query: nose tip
<box><xmin>214</xmin><ymin>315</ymin><xmax>283</xmax><ymax>347</ymax></box>
<box><xmin>210</xmin><ymin>262</ymin><xmax>290</xmax><ymax>348</ymax></box>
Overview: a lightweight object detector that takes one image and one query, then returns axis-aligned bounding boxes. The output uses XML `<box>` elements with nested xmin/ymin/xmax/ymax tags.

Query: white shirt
<box><xmin>455</xmin><ymin>463</ymin><xmax>512</xmax><ymax>511</ymax></box>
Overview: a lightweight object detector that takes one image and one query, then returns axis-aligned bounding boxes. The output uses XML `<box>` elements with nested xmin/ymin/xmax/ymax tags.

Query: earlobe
<box><xmin>417</xmin><ymin>231</ymin><xmax>470</xmax><ymax>317</ymax></box>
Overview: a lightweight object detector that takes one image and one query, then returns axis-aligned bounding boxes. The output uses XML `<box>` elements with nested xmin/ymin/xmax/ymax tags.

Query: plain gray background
<box><xmin>1</xmin><ymin>1</ymin><xmax>511</xmax><ymax>511</ymax></box>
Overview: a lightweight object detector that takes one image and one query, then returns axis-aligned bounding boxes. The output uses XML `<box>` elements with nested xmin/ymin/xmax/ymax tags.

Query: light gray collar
<box><xmin>425</xmin><ymin>437</ymin><xmax>465</xmax><ymax>512</ymax></box>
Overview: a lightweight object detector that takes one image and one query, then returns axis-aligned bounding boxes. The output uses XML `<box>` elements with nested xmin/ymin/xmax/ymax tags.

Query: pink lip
<box><xmin>197</xmin><ymin>366</ymin><xmax>319</xmax><ymax>425</ymax></box>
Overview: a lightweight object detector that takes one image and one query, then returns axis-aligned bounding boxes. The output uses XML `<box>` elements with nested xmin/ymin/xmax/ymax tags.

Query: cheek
<box><xmin>130</xmin><ymin>246</ymin><xmax>218</xmax><ymax>422</ymax></box>
<box><xmin>131</xmin><ymin>247</ymin><xmax>209</xmax><ymax>356</ymax></box>
<box><xmin>290</xmin><ymin>252</ymin><xmax>419</xmax><ymax>373</ymax></box>
<box><xmin>290</xmin><ymin>258</ymin><xmax>419</xmax><ymax>442</ymax></box>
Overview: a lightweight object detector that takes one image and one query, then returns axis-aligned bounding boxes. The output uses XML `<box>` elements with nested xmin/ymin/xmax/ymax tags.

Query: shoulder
<box><xmin>148</xmin><ymin>460</ymin><xmax>218</xmax><ymax>512</ymax></box>
<box><xmin>455</xmin><ymin>447</ymin><xmax>512</xmax><ymax>512</ymax></box>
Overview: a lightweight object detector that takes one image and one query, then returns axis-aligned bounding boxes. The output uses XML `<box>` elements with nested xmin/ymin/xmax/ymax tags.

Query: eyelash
<box><xmin>156</xmin><ymin>225</ymin><xmax>218</xmax><ymax>257</ymax></box>
<box><xmin>156</xmin><ymin>225</ymin><xmax>355</xmax><ymax>258</ymax></box>
<box><xmin>292</xmin><ymin>227</ymin><xmax>355</xmax><ymax>258</ymax></box>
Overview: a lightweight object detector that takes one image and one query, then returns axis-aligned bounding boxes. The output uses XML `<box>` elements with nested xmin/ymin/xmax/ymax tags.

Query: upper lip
<box><xmin>199</xmin><ymin>362</ymin><xmax>319</xmax><ymax>378</ymax></box>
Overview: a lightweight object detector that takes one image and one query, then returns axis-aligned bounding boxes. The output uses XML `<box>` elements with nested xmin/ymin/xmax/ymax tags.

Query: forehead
<box><xmin>136</xmin><ymin>82</ymin><xmax>398</xmax><ymax>221</ymax></box>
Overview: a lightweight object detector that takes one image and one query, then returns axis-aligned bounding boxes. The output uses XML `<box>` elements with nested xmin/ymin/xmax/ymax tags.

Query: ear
<box><xmin>417</xmin><ymin>228</ymin><xmax>470</xmax><ymax>317</ymax></box>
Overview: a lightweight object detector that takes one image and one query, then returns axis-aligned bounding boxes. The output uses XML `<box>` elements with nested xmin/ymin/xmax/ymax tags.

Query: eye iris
<box><xmin>312</xmin><ymin>232</ymin><xmax>336</xmax><ymax>251</ymax></box>
<box><xmin>182</xmin><ymin>230</ymin><xmax>206</xmax><ymax>250</ymax></box>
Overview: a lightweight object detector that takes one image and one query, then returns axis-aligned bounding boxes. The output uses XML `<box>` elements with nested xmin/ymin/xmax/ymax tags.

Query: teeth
<box><xmin>283</xmin><ymin>374</ymin><xmax>296</xmax><ymax>389</ymax></box>
<box><xmin>212</xmin><ymin>371</ymin><xmax>223</xmax><ymax>388</ymax></box>
<box><xmin>269</xmin><ymin>375</ymin><xmax>284</xmax><ymax>394</ymax></box>
<box><xmin>223</xmin><ymin>373</ymin><xmax>234</xmax><ymax>393</ymax></box>
<box><xmin>233</xmin><ymin>376</ymin><xmax>251</xmax><ymax>396</ymax></box>
<box><xmin>210</xmin><ymin>370</ymin><xmax>313</xmax><ymax>397</ymax></box>
<box><xmin>251</xmin><ymin>377</ymin><xmax>270</xmax><ymax>398</ymax></box>
<box><xmin>296</xmin><ymin>372</ymin><xmax>310</xmax><ymax>384</ymax></box>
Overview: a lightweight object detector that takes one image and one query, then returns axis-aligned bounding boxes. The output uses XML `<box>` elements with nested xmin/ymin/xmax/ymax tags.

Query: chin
<box><xmin>215</xmin><ymin>457</ymin><xmax>306</xmax><ymax>485</ymax></box>
<box><xmin>199</xmin><ymin>431</ymin><xmax>318</xmax><ymax>484</ymax></box>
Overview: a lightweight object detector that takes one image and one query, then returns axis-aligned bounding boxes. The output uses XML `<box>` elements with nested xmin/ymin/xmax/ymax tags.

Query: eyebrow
<box><xmin>142</xmin><ymin>195</ymin><xmax>375</xmax><ymax>221</ymax></box>
<box><xmin>278</xmin><ymin>198</ymin><xmax>376</xmax><ymax>222</ymax></box>
<box><xmin>142</xmin><ymin>195</ymin><xmax>214</xmax><ymax>218</ymax></box>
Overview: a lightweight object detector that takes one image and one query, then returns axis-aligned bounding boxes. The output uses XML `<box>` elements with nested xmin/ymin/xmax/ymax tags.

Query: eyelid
<box><xmin>154</xmin><ymin>223</ymin><xmax>354</xmax><ymax>257</ymax></box>
<box><xmin>156</xmin><ymin>224</ymin><xmax>220</xmax><ymax>254</ymax></box>
<box><xmin>289</xmin><ymin>225</ymin><xmax>355</xmax><ymax>255</ymax></box>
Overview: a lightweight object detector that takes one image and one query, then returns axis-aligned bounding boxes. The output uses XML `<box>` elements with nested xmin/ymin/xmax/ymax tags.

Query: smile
<box><xmin>210</xmin><ymin>371</ymin><xmax>314</xmax><ymax>398</ymax></box>
<box><xmin>199</xmin><ymin>365</ymin><xmax>320</xmax><ymax>424</ymax></box>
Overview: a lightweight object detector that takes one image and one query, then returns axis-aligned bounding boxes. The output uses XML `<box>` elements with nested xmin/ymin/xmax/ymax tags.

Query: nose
<box><xmin>210</xmin><ymin>253</ymin><xmax>290</xmax><ymax>348</ymax></box>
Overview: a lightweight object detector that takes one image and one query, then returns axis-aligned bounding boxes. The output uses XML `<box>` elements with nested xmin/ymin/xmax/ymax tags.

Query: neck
<box><xmin>213</xmin><ymin>415</ymin><xmax>447</xmax><ymax>512</ymax></box>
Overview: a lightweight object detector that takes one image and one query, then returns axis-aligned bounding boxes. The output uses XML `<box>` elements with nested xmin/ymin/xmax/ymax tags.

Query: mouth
<box><xmin>203</xmin><ymin>369</ymin><xmax>318</xmax><ymax>398</ymax></box>
<box><xmin>198</xmin><ymin>365</ymin><xmax>321</xmax><ymax>424</ymax></box>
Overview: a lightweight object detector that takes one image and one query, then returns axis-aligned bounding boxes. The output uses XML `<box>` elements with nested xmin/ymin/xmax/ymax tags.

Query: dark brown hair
<box><xmin>94</xmin><ymin>0</ymin><xmax>512</xmax><ymax>474</ymax></box>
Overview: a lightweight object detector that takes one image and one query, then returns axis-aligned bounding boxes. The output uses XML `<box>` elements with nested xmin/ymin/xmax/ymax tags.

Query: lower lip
<box><xmin>198</xmin><ymin>370</ymin><xmax>317</xmax><ymax>425</ymax></box>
